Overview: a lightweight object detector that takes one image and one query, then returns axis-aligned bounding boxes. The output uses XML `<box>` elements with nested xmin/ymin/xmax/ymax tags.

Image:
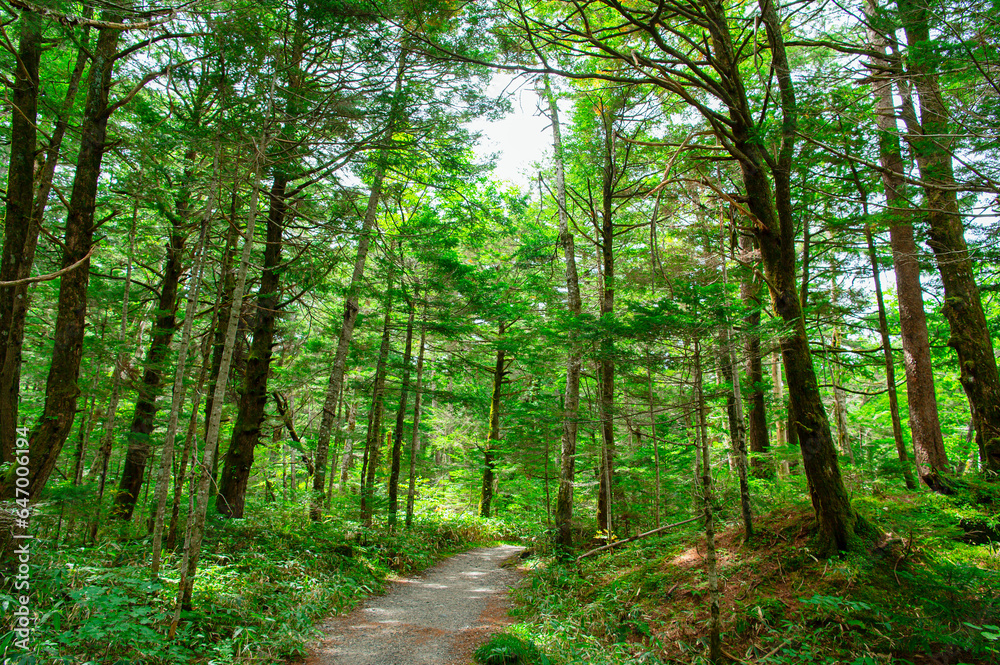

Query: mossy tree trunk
<box><xmin>480</xmin><ymin>322</ymin><xmax>507</xmax><ymax>519</ymax></box>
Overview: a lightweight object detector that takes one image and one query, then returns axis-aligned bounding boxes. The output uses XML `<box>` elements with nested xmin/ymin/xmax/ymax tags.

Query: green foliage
<box><xmin>475</xmin><ymin>632</ymin><xmax>548</xmax><ymax>665</ymax></box>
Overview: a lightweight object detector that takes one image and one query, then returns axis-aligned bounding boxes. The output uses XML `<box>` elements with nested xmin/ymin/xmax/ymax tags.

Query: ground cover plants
<box><xmin>498</xmin><ymin>476</ymin><xmax>1000</xmax><ymax>665</ymax></box>
<box><xmin>0</xmin><ymin>499</ymin><xmax>528</xmax><ymax>664</ymax></box>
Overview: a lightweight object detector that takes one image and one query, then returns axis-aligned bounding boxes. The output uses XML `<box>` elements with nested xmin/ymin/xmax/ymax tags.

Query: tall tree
<box><xmin>2</xmin><ymin>12</ymin><xmax>125</xmax><ymax>501</ymax></box>
<box><xmin>893</xmin><ymin>0</ymin><xmax>1000</xmax><ymax>474</ymax></box>
<box><xmin>543</xmin><ymin>74</ymin><xmax>584</xmax><ymax>552</ymax></box>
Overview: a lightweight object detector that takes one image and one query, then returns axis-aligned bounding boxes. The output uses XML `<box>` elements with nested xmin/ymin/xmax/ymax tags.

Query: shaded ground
<box><xmin>299</xmin><ymin>544</ymin><xmax>524</xmax><ymax>665</ymax></box>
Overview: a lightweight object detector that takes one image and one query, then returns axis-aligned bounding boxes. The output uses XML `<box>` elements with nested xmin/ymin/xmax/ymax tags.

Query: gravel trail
<box><xmin>300</xmin><ymin>545</ymin><xmax>525</xmax><ymax>665</ymax></box>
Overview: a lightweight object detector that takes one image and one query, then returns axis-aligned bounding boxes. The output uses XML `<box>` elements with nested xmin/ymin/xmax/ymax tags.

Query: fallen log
<box><xmin>576</xmin><ymin>516</ymin><xmax>701</xmax><ymax>561</ymax></box>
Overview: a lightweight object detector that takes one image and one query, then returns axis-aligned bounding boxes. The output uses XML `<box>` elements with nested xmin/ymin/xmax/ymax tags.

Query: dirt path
<box><xmin>300</xmin><ymin>545</ymin><xmax>525</xmax><ymax>665</ymax></box>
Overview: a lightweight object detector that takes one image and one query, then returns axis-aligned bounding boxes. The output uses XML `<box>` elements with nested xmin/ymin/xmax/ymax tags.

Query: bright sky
<box><xmin>467</xmin><ymin>74</ymin><xmax>552</xmax><ymax>191</ymax></box>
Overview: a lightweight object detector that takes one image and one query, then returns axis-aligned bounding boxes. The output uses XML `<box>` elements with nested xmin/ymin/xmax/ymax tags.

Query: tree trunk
<box><xmin>704</xmin><ymin>0</ymin><xmax>858</xmax><ymax>552</ymax></box>
<box><xmin>203</xmin><ymin>188</ymin><xmax>240</xmax><ymax>445</ymax></box>
<box><xmin>0</xmin><ymin>10</ymin><xmax>42</xmax><ymax>465</ymax></box>
<box><xmin>646</xmin><ymin>355</ymin><xmax>662</xmax><ymax>529</ymax></box>
<box><xmin>311</xmin><ymin>53</ymin><xmax>407</xmax><ymax>520</ymax></box>
<box><xmin>340</xmin><ymin>398</ymin><xmax>358</xmax><ymax>490</ymax></box>
<box><xmin>864</xmin><ymin>223</ymin><xmax>919</xmax><ymax>489</ymax></box>
<box><xmin>739</xmin><ymin>231</ymin><xmax>772</xmax><ymax>477</ymax></box>
<box><xmin>216</xmin><ymin>171</ymin><xmax>287</xmax><ymax>518</ymax></box>
<box><xmin>112</xmin><ymin>200</ymin><xmax>188</xmax><ymax>520</ymax></box>
<box><xmin>2</xmin><ymin>17</ymin><xmax>122</xmax><ymax>501</ymax></box>
<box><xmin>360</xmin><ymin>280</ymin><xmax>394</xmax><ymax>526</ymax></box>
<box><xmin>480</xmin><ymin>323</ymin><xmax>506</xmax><ymax>518</ymax></box>
<box><xmin>72</xmin><ymin>394</ymin><xmax>97</xmax><ymax>485</ymax></box>
<box><xmin>172</xmin><ymin>130</ymin><xmax>268</xmax><ymax>625</ymax></box>
<box><xmin>166</xmin><ymin>346</ymin><xmax>210</xmax><ymax>552</ymax></box>
<box><xmin>720</xmin><ymin>296</ymin><xmax>753</xmax><ymax>539</ymax></box>
<box><xmin>694</xmin><ymin>339</ymin><xmax>722</xmax><ymax>663</ymax></box>
<box><xmin>151</xmin><ymin>196</ymin><xmax>214</xmax><ymax>574</ymax></box>
<box><xmin>544</xmin><ymin>73</ymin><xmax>584</xmax><ymax>552</ymax></box>
<box><xmin>895</xmin><ymin>0</ymin><xmax>1000</xmax><ymax>475</ymax></box>
<box><xmin>1</xmin><ymin>15</ymin><xmax>92</xmax><ymax>469</ymax></box>
<box><xmin>405</xmin><ymin>317</ymin><xmax>427</xmax><ymax>528</ymax></box>
<box><xmin>388</xmin><ymin>287</ymin><xmax>416</xmax><ymax>531</ymax></box>
<box><xmin>596</xmin><ymin>104</ymin><xmax>617</xmax><ymax>537</ymax></box>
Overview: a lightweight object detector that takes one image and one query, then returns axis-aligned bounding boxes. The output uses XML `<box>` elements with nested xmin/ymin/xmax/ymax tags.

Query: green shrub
<box><xmin>474</xmin><ymin>632</ymin><xmax>548</xmax><ymax>665</ymax></box>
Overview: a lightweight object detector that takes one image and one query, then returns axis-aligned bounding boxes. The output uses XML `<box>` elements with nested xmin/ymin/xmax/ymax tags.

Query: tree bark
<box><xmin>703</xmin><ymin>0</ymin><xmax>859</xmax><ymax>551</ymax></box>
<box><xmin>112</xmin><ymin>198</ymin><xmax>188</xmax><ymax>520</ymax></box>
<box><xmin>2</xmin><ymin>15</ymin><xmax>92</xmax><ymax>468</ymax></box>
<box><xmin>721</xmin><ymin>288</ymin><xmax>753</xmax><ymax>539</ymax></box>
<box><xmin>694</xmin><ymin>339</ymin><xmax>722</xmax><ymax>663</ymax></box>
<box><xmin>151</xmin><ymin>189</ymin><xmax>214</xmax><ymax>573</ymax></box>
<box><xmin>360</xmin><ymin>276</ymin><xmax>394</xmax><ymax>526</ymax></box>
<box><xmin>166</xmin><ymin>345</ymin><xmax>210</xmax><ymax>552</ymax></box>
<box><xmin>405</xmin><ymin>316</ymin><xmax>427</xmax><ymax>528</ymax></box>
<box><xmin>892</xmin><ymin>0</ymin><xmax>998</xmax><ymax>474</ymax></box>
<box><xmin>388</xmin><ymin>286</ymin><xmax>416</xmax><ymax>531</ymax></box>
<box><xmin>596</xmin><ymin>103</ymin><xmax>617</xmax><ymax>537</ymax></box>
<box><xmin>0</xmin><ymin>10</ymin><xmax>42</xmax><ymax>464</ymax></box>
<box><xmin>544</xmin><ymin>73</ymin><xmax>584</xmax><ymax>552</ymax></box>
<box><xmin>864</xmin><ymin>223</ymin><xmax>919</xmax><ymax>489</ymax></box>
<box><xmin>2</xmin><ymin>16</ymin><xmax>122</xmax><ymax>501</ymax></box>
<box><xmin>480</xmin><ymin>323</ymin><xmax>506</xmax><ymax>519</ymax></box>
<box><xmin>203</xmin><ymin>189</ymin><xmax>240</xmax><ymax>445</ymax></box>
<box><xmin>739</xmin><ymin>231</ymin><xmax>772</xmax><ymax>477</ymax></box>
<box><xmin>172</xmin><ymin>128</ymin><xmax>268</xmax><ymax>624</ymax></box>
<box><xmin>215</xmin><ymin>170</ymin><xmax>287</xmax><ymax>518</ymax></box>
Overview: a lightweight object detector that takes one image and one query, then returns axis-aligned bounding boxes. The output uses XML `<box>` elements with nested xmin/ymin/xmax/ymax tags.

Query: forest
<box><xmin>0</xmin><ymin>0</ymin><xmax>998</xmax><ymax>663</ymax></box>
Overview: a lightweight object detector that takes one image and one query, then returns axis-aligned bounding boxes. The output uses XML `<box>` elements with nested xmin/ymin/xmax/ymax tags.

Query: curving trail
<box><xmin>300</xmin><ymin>545</ymin><xmax>525</xmax><ymax>665</ymax></box>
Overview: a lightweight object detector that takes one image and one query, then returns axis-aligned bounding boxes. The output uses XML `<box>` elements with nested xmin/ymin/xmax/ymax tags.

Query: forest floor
<box><xmin>495</xmin><ymin>477</ymin><xmax>1000</xmax><ymax>664</ymax></box>
<box><xmin>296</xmin><ymin>544</ymin><xmax>525</xmax><ymax>665</ymax></box>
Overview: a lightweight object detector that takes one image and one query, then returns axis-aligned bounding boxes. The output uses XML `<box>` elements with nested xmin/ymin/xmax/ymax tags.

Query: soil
<box><xmin>298</xmin><ymin>544</ymin><xmax>525</xmax><ymax>665</ymax></box>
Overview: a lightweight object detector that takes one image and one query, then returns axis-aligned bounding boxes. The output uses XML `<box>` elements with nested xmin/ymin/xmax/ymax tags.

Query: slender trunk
<box><xmin>694</xmin><ymin>339</ymin><xmax>721</xmax><ymax>663</ymax></box>
<box><xmin>339</xmin><ymin>397</ymin><xmax>356</xmax><ymax>490</ymax></box>
<box><xmin>544</xmin><ymin>74</ymin><xmax>584</xmax><ymax>551</ymax></box>
<box><xmin>0</xmin><ymin>11</ymin><xmax>42</xmax><ymax>464</ymax></box>
<box><xmin>895</xmin><ymin>0</ymin><xmax>1000</xmax><ymax>474</ymax></box>
<box><xmin>388</xmin><ymin>287</ymin><xmax>416</xmax><ymax>531</ymax></box>
<box><xmin>864</xmin><ymin>223</ymin><xmax>919</xmax><ymax>489</ymax></box>
<box><xmin>150</xmin><ymin>195</ymin><xmax>213</xmax><ymax>573</ymax></box>
<box><xmin>720</xmin><ymin>249</ymin><xmax>753</xmax><ymax>538</ymax></box>
<box><xmin>312</xmin><ymin>53</ymin><xmax>407</xmax><ymax>520</ymax></box>
<box><xmin>2</xmin><ymin>17</ymin><xmax>122</xmax><ymax>500</ymax></box>
<box><xmin>171</xmin><ymin>130</ymin><xmax>268</xmax><ymax>626</ymax></box>
<box><xmin>772</xmin><ymin>353</ymin><xmax>786</xmax><ymax>451</ymax></box>
<box><xmin>326</xmin><ymin>387</ymin><xmax>343</xmax><ymax>506</ymax></box>
<box><xmin>646</xmin><ymin>355</ymin><xmax>661</xmax><ymax>528</ymax></box>
<box><xmin>112</xmin><ymin>202</ymin><xmax>188</xmax><ymax>520</ymax></box>
<box><xmin>739</xmin><ymin>231</ymin><xmax>772</xmax><ymax>477</ymax></box>
<box><xmin>480</xmin><ymin>324</ymin><xmax>506</xmax><ymax>518</ymax></box>
<box><xmin>72</xmin><ymin>394</ymin><xmax>97</xmax><ymax>485</ymax></box>
<box><xmin>166</xmin><ymin>347</ymin><xmax>210</xmax><ymax>552</ymax></box>
<box><xmin>360</xmin><ymin>282</ymin><xmax>394</xmax><ymax>526</ymax></box>
<box><xmin>216</xmin><ymin>171</ymin><xmax>287</xmax><ymax>518</ymax></box>
<box><xmin>203</xmin><ymin>189</ymin><xmax>240</xmax><ymax>443</ymax></box>
<box><xmin>596</xmin><ymin>106</ymin><xmax>616</xmax><ymax>537</ymax></box>
<box><xmin>405</xmin><ymin>318</ymin><xmax>427</xmax><ymax>528</ymax></box>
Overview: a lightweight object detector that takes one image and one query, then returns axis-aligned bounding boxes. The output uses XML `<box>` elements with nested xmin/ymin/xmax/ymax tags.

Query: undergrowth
<box><xmin>504</xmin><ymin>476</ymin><xmax>1000</xmax><ymax>665</ymax></box>
<box><xmin>0</xmin><ymin>498</ymin><xmax>528</xmax><ymax>664</ymax></box>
